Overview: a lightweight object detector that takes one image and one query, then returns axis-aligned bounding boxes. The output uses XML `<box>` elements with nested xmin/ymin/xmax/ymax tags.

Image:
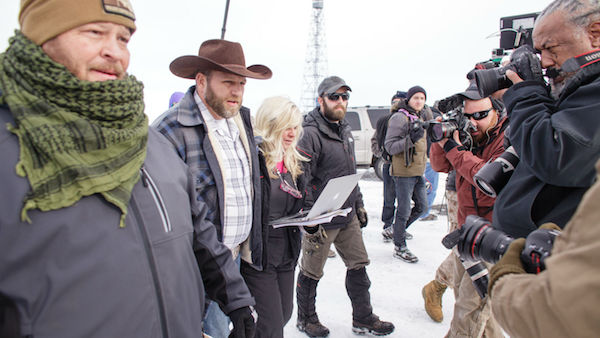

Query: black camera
<box><xmin>473</xmin><ymin>45</ymin><xmax>543</xmax><ymax>98</ymax></box>
<box><xmin>425</xmin><ymin>108</ymin><xmax>475</xmax><ymax>151</ymax></box>
<box><xmin>473</xmin><ymin>146</ymin><xmax>519</xmax><ymax>197</ymax></box>
<box><xmin>442</xmin><ymin>215</ymin><xmax>560</xmax><ymax>296</ymax></box>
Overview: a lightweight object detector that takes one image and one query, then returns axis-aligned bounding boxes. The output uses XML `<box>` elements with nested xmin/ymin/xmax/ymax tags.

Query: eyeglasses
<box><xmin>326</xmin><ymin>92</ymin><xmax>350</xmax><ymax>101</ymax></box>
<box><xmin>464</xmin><ymin>108</ymin><xmax>492</xmax><ymax>120</ymax></box>
<box><xmin>278</xmin><ymin>172</ymin><xmax>302</xmax><ymax>199</ymax></box>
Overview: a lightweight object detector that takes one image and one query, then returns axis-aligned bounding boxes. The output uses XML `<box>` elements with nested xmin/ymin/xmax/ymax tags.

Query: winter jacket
<box><xmin>0</xmin><ymin>106</ymin><xmax>253</xmax><ymax>337</ymax></box>
<box><xmin>493</xmin><ymin>60</ymin><xmax>600</xmax><ymax>238</ymax></box>
<box><xmin>152</xmin><ymin>86</ymin><xmax>264</xmax><ymax>270</ymax></box>
<box><xmin>384</xmin><ymin>101</ymin><xmax>433</xmax><ymax>177</ymax></box>
<box><xmin>430</xmin><ymin>116</ymin><xmax>508</xmax><ymax>225</ymax></box>
<box><xmin>491</xmin><ymin>159</ymin><xmax>600</xmax><ymax>338</ymax></box>
<box><xmin>257</xmin><ymin>147</ymin><xmax>307</xmax><ymax>268</ymax></box>
<box><xmin>297</xmin><ymin>107</ymin><xmax>364</xmax><ymax>230</ymax></box>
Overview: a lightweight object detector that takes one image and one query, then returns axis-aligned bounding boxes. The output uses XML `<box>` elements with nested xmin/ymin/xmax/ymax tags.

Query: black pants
<box><xmin>241</xmin><ymin>260</ymin><xmax>295</xmax><ymax>338</ymax></box>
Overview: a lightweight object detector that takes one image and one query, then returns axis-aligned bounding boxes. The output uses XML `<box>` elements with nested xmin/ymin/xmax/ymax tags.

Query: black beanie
<box><xmin>391</xmin><ymin>91</ymin><xmax>407</xmax><ymax>103</ymax></box>
<box><xmin>406</xmin><ymin>85</ymin><xmax>426</xmax><ymax>101</ymax></box>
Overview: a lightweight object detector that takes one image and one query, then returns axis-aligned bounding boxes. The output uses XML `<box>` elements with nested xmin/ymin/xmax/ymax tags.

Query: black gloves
<box><xmin>356</xmin><ymin>206</ymin><xmax>368</xmax><ymax>228</ymax></box>
<box><xmin>409</xmin><ymin>126</ymin><xmax>425</xmax><ymax>143</ymax></box>
<box><xmin>228</xmin><ymin>306</ymin><xmax>256</xmax><ymax>338</ymax></box>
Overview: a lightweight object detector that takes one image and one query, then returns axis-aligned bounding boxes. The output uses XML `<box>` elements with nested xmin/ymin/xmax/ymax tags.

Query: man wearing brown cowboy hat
<box><xmin>0</xmin><ymin>1</ymin><xmax>255</xmax><ymax>337</ymax></box>
<box><xmin>153</xmin><ymin>39</ymin><xmax>271</xmax><ymax>338</ymax></box>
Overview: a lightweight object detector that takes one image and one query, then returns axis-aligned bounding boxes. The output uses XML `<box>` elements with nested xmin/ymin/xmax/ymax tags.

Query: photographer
<box><xmin>425</xmin><ymin>83</ymin><xmax>508</xmax><ymax>337</ymax></box>
<box><xmin>383</xmin><ymin>86</ymin><xmax>433</xmax><ymax>263</ymax></box>
<box><xmin>492</xmin><ymin>0</ymin><xmax>600</xmax><ymax>238</ymax></box>
<box><xmin>488</xmin><ymin>159</ymin><xmax>600</xmax><ymax>338</ymax></box>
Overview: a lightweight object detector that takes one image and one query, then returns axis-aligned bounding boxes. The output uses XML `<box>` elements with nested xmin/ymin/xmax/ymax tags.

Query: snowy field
<box><xmin>283</xmin><ymin>169</ymin><xmax>456</xmax><ymax>338</ymax></box>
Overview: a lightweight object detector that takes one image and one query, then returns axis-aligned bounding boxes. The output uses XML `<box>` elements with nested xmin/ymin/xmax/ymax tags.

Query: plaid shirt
<box><xmin>152</xmin><ymin>87</ymin><xmax>263</xmax><ymax>267</ymax></box>
<box><xmin>198</xmin><ymin>95</ymin><xmax>252</xmax><ymax>249</ymax></box>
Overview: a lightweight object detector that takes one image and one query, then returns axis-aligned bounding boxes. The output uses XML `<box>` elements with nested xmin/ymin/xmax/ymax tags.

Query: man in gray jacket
<box><xmin>0</xmin><ymin>1</ymin><xmax>255</xmax><ymax>337</ymax></box>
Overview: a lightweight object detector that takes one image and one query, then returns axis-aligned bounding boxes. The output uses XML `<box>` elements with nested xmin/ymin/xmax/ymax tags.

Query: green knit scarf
<box><xmin>0</xmin><ymin>31</ymin><xmax>148</xmax><ymax>227</ymax></box>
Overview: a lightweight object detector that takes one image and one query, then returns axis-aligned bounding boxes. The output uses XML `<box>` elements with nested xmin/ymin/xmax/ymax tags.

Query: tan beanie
<box><xmin>19</xmin><ymin>0</ymin><xmax>137</xmax><ymax>45</ymax></box>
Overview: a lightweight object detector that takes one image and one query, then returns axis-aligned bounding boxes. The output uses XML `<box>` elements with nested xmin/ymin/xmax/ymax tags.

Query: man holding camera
<box><xmin>492</xmin><ymin>0</ymin><xmax>600</xmax><ymax>239</ymax></box>
<box><xmin>383</xmin><ymin>85</ymin><xmax>433</xmax><ymax>263</ymax></box>
<box><xmin>483</xmin><ymin>1</ymin><xmax>600</xmax><ymax>337</ymax></box>
<box><xmin>426</xmin><ymin>83</ymin><xmax>508</xmax><ymax>337</ymax></box>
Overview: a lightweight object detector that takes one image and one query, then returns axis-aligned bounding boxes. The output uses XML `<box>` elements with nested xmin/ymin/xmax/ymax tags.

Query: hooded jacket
<box><xmin>0</xmin><ymin>106</ymin><xmax>253</xmax><ymax>337</ymax></box>
<box><xmin>491</xmin><ymin>160</ymin><xmax>600</xmax><ymax>338</ymax></box>
<box><xmin>153</xmin><ymin>86</ymin><xmax>264</xmax><ymax>270</ymax></box>
<box><xmin>493</xmin><ymin>59</ymin><xmax>600</xmax><ymax>238</ymax></box>
<box><xmin>430</xmin><ymin>115</ymin><xmax>508</xmax><ymax>225</ymax></box>
<box><xmin>297</xmin><ymin>107</ymin><xmax>364</xmax><ymax>230</ymax></box>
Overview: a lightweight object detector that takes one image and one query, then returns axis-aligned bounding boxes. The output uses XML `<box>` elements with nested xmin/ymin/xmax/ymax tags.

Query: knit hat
<box><xmin>19</xmin><ymin>0</ymin><xmax>137</xmax><ymax>45</ymax></box>
<box><xmin>406</xmin><ymin>85</ymin><xmax>426</xmax><ymax>101</ymax></box>
<box><xmin>391</xmin><ymin>90</ymin><xmax>407</xmax><ymax>103</ymax></box>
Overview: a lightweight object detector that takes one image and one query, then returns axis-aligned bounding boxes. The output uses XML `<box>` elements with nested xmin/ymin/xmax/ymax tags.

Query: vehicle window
<box><xmin>345</xmin><ymin>111</ymin><xmax>361</xmax><ymax>131</ymax></box>
<box><xmin>367</xmin><ymin>108</ymin><xmax>391</xmax><ymax>128</ymax></box>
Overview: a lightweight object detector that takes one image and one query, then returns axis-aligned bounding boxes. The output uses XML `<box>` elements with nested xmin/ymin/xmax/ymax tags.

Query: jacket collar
<box><xmin>176</xmin><ymin>86</ymin><xmax>206</xmax><ymax>127</ymax></box>
<box><xmin>306</xmin><ymin>107</ymin><xmax>348</xmax><ymax>141</ymax></box>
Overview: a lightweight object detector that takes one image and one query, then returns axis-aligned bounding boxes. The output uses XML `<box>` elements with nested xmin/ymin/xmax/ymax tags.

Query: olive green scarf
<box><xmin>0</xmin><ymin>31</ymin><xmax>148</xmax><ymax>227</ymax></box>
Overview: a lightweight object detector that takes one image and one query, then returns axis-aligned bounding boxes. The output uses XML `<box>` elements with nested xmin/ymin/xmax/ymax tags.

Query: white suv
<box><xmin>345</xmin><ymin>106</ymin><xmax>390</xmax><ymax>180</ymax></box>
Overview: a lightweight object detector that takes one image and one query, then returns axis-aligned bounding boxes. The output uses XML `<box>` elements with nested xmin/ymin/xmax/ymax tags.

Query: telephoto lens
<box><xmin>474</xmin><ymin>146</ymin><xmax>519</xmax><ymax>197</ymax></box>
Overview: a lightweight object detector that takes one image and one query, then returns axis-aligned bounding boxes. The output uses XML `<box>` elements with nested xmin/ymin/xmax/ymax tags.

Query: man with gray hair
<box><xmin>492</xmin><ymin>0</ymin><xmax>600</xmax><ymax>238</ymax></box>
<box><xmin>486</xmin><ymin>1</ymin><xmax>600</xmax><ymax>336</ymax></box>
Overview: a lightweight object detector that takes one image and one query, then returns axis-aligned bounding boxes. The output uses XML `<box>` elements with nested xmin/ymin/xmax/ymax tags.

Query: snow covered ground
<box><xmin>283</xmin><ymin>169</ymin><xmax>456</xmax><ymax>337</ymax></box>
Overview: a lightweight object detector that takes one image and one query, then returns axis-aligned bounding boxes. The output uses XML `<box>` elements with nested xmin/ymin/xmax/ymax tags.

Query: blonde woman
<box><xmin>240</xmin><ymin>96</ymin><xmax>311</xmax><ymax>337</ymax></box>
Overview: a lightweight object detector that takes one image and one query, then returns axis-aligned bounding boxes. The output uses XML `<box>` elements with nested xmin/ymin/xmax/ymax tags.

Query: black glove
<box><xmin>356</xmin><ymin>206</ymin><xmax>368</xmax><ymax>228</ymax></box>
<box><xmin>228</xmin><ymin>306</ymin><xmax>256</xmax><ymax>338</ymax></box>
<box><xmin>409</xmin><ymin>126</ymin><xmax>425</xmax><ymax>143</ymax></box>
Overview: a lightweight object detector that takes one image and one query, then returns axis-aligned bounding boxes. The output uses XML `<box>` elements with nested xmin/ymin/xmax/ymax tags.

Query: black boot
<box><xmin>346</xmin><ymin>267</ymin><xmax>395</xmax><ymax>336</ymax></box>
<box><xmin>296</xmin><ymin>271</ymin><xmax>329</xmax><ymax>338</ymax></box>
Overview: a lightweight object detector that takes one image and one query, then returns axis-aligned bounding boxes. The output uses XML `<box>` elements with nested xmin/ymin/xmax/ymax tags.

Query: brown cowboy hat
<box><xmin>170</xmin><ymin>39</ymin><xmax>272</xmax><ymax>80</ymax></box>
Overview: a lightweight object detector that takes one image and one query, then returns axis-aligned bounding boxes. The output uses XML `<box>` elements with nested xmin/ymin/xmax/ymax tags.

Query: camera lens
<box><xmin>427</xmin><ymin>121</ymin><xmax>457</xmax><ymax>143</ymax></box>
<box><xmin>474</xmin><ymin>146</ymin><xmax>519</xmax><ymax>197</ymax></box>
<box><xmin>457</xmin><ymin>215</ymin><xmax>514</xmax><ymax>264</ymax></box>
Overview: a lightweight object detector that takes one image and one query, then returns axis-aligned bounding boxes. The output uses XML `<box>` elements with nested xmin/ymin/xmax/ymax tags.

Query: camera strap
<box><xmin>550</xmin><ymin>49</ymin><xmax>600</xmax><ymax>77</ymax></box>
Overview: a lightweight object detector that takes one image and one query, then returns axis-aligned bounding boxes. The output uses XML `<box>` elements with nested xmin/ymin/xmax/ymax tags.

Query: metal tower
<box><xmin>299</xmin><ymin>0</ymin><xmax>328</xmax><ymax>113</ymax></box>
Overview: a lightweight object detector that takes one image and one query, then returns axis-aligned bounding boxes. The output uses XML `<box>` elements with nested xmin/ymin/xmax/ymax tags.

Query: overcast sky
<box><xmin>1</xmin><ymin>0</ymin><xmax>550</xmax><ymax>121</ymax></box>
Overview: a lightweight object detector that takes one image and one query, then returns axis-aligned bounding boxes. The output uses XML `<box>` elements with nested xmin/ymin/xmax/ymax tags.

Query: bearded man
<box><xmin>492</xmin><ymin>0</ymin><xmax>600</xmax><ymax>238</ymax></box>
<box><xmin>294</xmin><ymin>76</ymin><xmax>394</xmax><ymax>337</ymax></box>
<box><xmin>153</xmin><ymin>39</ymin><xmax>271</xmax><ymax>337</ymax></box>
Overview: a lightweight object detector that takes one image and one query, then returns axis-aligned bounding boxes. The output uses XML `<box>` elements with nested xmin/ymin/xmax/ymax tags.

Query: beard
<box><xmin>549</xmin><ymin>70</ymin><xmax>576</xmax><ymax>100</ymax></box>
<box><xmin>205</xmin><ymin>85</ymin><xmax>241</xmax><ymax>119</ymax></box>
<box><xmin>322</xmin><ymin>101</ymin><xmax>347</xmax><ymax>121</ymax></box>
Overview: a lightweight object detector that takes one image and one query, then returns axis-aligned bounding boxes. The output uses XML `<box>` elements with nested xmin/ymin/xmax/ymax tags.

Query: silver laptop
<box><xmin>275</xmin><ymin>173</ymin><xmax>363</xmax><ymax>222</ymax></box>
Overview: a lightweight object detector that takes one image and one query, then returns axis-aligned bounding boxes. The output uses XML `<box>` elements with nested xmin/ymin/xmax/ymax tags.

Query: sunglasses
<box><xmin>464</xmin><ymin>108</ymin><xmax>492</xmax><ymax>120</ymax></box>
<box><xmin>327</xmin><ymin>92</ymin><xmax>350</xmax><ymax>101</ymax></box>
<box><xmin>279</xmin><ymin>173</ymin><xmax>302</xmax><ymax>199</ymax></box>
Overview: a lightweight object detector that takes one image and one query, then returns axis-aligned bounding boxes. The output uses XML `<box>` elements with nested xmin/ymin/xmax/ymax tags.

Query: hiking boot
<box><xmin>422</xmin><ymin>280</ymin><xmax>447</xmax><ymax>322</ymax></box>
<box><xmin>420</xmin><ymin>214</ymin><xmax>438</xmax><ymax>221</ymax></box>
<box><xmin>381</xmin><ymin>227</ymin><xmax>393</xmax><ymax>242</ymax></box>
<box><xmin>328</xmin><ymin>249</ymin><xmax>337</xmax><ymax>258</ymax></box>
<box><xmin>352</xmin><ymin>314</ymin><xmax>395</xmax><ymax>336</ymax></box>
<box><xmin>405</xmin><ymin>231</ymin><xmax>413</xmax><ymax>240</ymax></box>
<box><xmin>297</xmin><ymin>317</ymin><xmax>330</xmax><ymax>338</ymax></box>
<box><xmin>393</xmin><ymin>246</ymin><xmax>418</xmax><ymax>263</ymax></box>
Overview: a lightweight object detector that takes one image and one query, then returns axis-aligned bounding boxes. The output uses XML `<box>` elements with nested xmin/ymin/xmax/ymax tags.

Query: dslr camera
<box><xmin>473</xmin><ymin>45</ymin><xmax>543</xmax><ymax>98</ymax></box>
<box><xmin>442</xmin><ymin>215</ymin><xmax>560</xmax><ymax>297</ymax></box>
<box><xmin>413</xmin><ymin>95</ymin><xmax>475</xmax><ymax>150</ymax></box>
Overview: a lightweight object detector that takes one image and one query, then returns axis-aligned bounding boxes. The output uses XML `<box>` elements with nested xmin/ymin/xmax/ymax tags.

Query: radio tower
<box><xmin>299</xmin><ymin>0</ymin><xmax>328</xmax><ymax>113</ymax></box>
